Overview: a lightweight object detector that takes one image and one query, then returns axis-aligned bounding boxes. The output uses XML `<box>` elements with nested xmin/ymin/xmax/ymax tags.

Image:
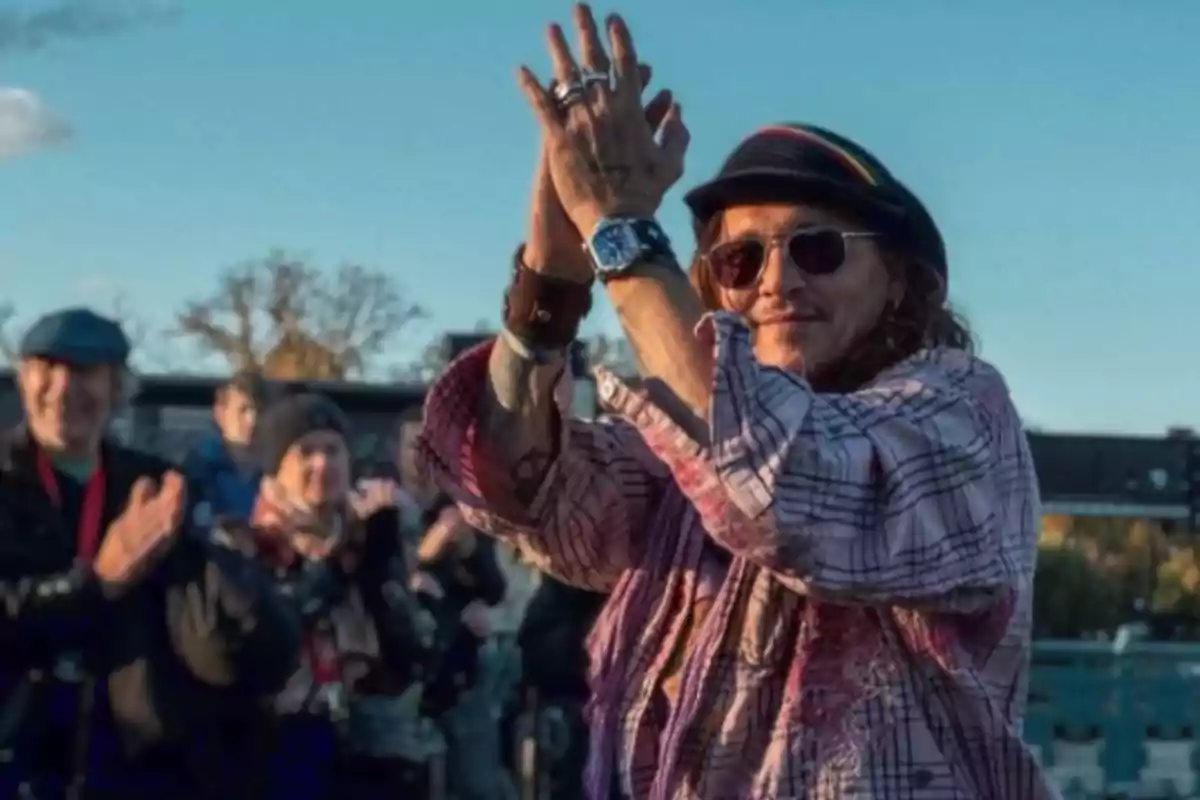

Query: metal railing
<box><xmin>1028</xmin><ymin>640</ymin><xmax>1200</xmax><ymax>798</ymax></box>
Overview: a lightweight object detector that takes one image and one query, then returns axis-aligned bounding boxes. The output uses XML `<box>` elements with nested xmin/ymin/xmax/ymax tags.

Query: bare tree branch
<box><xmin>173</xmin><ymin>250</ymin><xmax>426</xmax><ymax>379</ymax></box>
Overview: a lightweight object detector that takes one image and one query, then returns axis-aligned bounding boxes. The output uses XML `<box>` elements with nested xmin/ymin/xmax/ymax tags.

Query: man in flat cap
<box><xmin>0</xmin><ymin>307</ymin><xmax>302</xmax><ymax>798</ymax></box>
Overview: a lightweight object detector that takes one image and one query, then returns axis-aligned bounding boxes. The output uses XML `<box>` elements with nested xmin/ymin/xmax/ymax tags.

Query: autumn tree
<box><xmin>1033</xmin><ymin>514</ymin><xmax>1200</xmax><ymax>639</ymax></box>
<box><xmin>173</xmin><ymin>251</ymin><xmax>425</xmax><ymax>380</ymax></box>
<box><xmin>1153</xmin><ymin>545</ymin><xmax>1200</xmax><ymax>616</ymax></box>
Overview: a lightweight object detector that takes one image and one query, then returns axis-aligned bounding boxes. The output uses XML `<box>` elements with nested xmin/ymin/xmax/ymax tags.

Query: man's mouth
<box><xmin>759</xmin><ymin>310</ymin><xmax>824</xmax><ymax>326</ymax></box>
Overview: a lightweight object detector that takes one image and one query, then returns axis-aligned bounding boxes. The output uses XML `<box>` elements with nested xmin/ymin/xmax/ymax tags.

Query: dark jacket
<box><xmin>227</xmin><ymin>504</ymin><xmax>433</xmax><ymax>693</ymax></box>
<box><xmin>0</xmin><ymin>426</ymin><xmax>301</xmax><ymax>798</ymax></box>
<box><xmin>416</xmin><ymin>496</ymin><xmax>508</xmax><ymax>714</ymax></box>
<box><xmin>518</xmin><ymin>577</ymin><xmax>606</xmax><ymax>702</ymax></box>
<box><xmin>214</xmin><ymin>503</ymin><xmax>435</xmax><ymax>800</ymax></box>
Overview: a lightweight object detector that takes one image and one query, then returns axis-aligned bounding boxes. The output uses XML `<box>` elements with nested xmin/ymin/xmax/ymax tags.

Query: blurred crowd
<box><xmin>0</xmin><ymin>306</ymin><xmax>600</xmax><ymax>799</ymax></box>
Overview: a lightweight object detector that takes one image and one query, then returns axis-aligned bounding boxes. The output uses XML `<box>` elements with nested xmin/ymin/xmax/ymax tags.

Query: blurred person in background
<box><xmin>183</xmin><ymin>370</ymin><xmax>268</xmax><ymax>522</ymax></box>
<box><xmin>215</xmin><ymin>392</ymin><xmax>441</xmax><ymax>799</ymax></box>
<box><xmin>413</xmin><ymin>495</ymin><xmax>510</xmax><ymax>800</ymax></box>
<box><xmin>513</xmin><ymin>575</ymin><xmax>606</xmax><ymax>800</ymax></box>
<box><xmin>395</xmin><ymin>411</ymin><xmax>437</xmax><ymax>508</ymax></box>
<box><xmin>418</xmin><ymin>6</ymin><xmax>1053</xmax><ymax>797</ymax></box>
<box><xmin>0</xmin><ymin>307</ymin><xmax>299</xmax><ymax>799</ymax></box>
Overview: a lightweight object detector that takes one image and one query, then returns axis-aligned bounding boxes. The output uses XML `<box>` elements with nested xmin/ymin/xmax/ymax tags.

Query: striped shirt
<box><xmin>417</xmin><ymin>312</ymin><xmax>1059</xmax><ymax>800</ymax></box>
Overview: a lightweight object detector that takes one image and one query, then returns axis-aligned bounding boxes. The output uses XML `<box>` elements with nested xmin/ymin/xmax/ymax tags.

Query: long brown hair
<box><xmin>688</xmin><ymin>213</ymin><xmax>975</xmax><ymax>393</ymax></box>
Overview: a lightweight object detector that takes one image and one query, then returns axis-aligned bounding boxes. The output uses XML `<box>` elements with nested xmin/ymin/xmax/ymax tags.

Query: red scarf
<box><xmin>249</xmin><ymin>492</ymin><xmax>344</xmax><ymax>687</ymax></box>
<box><xmin>35</xmin><ymin>451</ymin><xmax>107</xmax><ymax>562</ymax></box>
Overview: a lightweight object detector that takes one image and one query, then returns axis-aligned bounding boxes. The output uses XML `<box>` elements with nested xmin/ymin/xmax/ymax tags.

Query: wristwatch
<box><xmin>584</xmin><ymin>217</ymin><xmax>676</xmax><ymax>281</ymax></box>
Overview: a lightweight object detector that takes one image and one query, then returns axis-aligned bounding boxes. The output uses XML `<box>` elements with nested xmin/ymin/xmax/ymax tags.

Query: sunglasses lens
<box><xmin>708</xmin><ymin>240</ymin><xmax>766</xmax><ymax>288</ymax></box>
<box><xmin>788</xmin><ymin>229</ymin><xmax>847</xmax><ymax>275</ymax></box>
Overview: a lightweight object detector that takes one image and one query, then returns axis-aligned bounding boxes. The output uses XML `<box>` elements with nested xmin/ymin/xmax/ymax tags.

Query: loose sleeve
<box><xmin>630</xmin><ymin>313</ymin><xmax>1038</xmax><ymax>607</ymax></box>
<box><xmin>415</xmin><ymin>339</ymin><xmax>669</xmax><ymax>593</ymax></box>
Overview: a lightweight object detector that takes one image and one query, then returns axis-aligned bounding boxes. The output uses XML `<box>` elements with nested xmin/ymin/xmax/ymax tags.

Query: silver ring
<box><xmin>579</xmin><ymin>69</ymin><xmax>611</xmax><ymax>91</ymax></box>
<box><xmin>551</xmin><ymin>78</ymin><xmax>585</xmax><ymax>107</ymax></box>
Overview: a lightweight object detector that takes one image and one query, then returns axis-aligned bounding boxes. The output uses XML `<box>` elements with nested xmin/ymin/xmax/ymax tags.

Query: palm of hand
<box><xmin>258</xmin><ymin>476</ymin><xmax>320</xmax><ymax>532</ymax></box>
<box><xmin>95</xmin><ymin>472</ymin><xmax>186</xmax><ymax>587</ymax></box>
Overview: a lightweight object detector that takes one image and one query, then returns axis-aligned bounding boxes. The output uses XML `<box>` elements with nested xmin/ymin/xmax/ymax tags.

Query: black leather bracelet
<box><xmin>502</xmin><ymin>245</ymin><xmax>594</xmax><ymax>350</ymax></box>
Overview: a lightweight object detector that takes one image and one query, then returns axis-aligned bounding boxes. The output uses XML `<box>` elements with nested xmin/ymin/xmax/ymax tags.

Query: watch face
<box><xmin>591</xmin><ymin>223</ymin><xmax>639</xmax><ymax>272</ymax></box>
<box><xmin>593</xmin><ymin>226</ymin><xmax>635</xmax><ymax>269</ymax></box>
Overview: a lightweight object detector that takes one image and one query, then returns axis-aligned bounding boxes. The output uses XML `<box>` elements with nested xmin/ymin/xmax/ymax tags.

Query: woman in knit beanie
<box><xmin>217</xmin><ymin>392</ymin><xmax>441</xmax><ymax>799</ymax></box>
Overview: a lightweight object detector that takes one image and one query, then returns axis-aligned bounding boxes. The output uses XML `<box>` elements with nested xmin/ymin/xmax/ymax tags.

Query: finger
<box><xmin>165</xmin><ymin>497</ymin><xmax>186</xmax><ymax>532</ymax></box>
<box><xmin>530</xmin><ymin>142</ymin><xmax>560</xmax><ymax>211</ymax></box>
<box><xmin>259</xmin><ymin>478</ymin><xmax>285</xmax><ymax>514</ymax></box>
<box><xmin>517</xmin><ymin>66</ymin><xmax>563</xmax><ymax>132</ymax></box>
<box><xmin>573</xmin><ymin>4</ymin><xmax>610</xmax><ymax>74</ymax></box>
<box><xmin>644</xmin><ymin>88</ymin><xmax>674</xmax><ymax>131</ymax></box>
<box><xmin>546</xmin><ymin>23</ymin><xmax>581</xmax><ymax>84</ymax></box>
<box><xmin>128</xmin><ymin>476</ymin><xmax>156</xmax><ymax>507</ymax></box>
<box><xmin>158</xmin><ymin>471</ymin><xmax>186</xmax><ymax>507</ymax></box>
<box><xmin>360</xmin><ymin>478</ymin><xmax>386</xmax><ymax>494</ymax></box>
<box><xmin>347</xmin><ymin>491</ymin><xmax>367</xmax><ymax>518</ymax></box>
<box><xmin>607</xmin><ymin>14</ymin><xmax>639</xmax><ymax>100</ymax></box>
<box><xmin>658</xmin><ymin>102</ymin><xmax>691</xmax><ymax>182</ymax></box>
<box><xmin>638</xmin><ymin>63</ymin><xmax>652</xmax><ymax>91</ymax></box>
<box><xmin>260</xmin><ymin>476</ymin><xmax>284</xmax><ymax>507</ymax></box>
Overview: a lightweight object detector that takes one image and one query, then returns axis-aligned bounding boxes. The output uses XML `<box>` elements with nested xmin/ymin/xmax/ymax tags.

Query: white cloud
<box><xmin>0</xmin><ymin>87</ymin><xmax>71</xmax><ymax>161</ymax></box>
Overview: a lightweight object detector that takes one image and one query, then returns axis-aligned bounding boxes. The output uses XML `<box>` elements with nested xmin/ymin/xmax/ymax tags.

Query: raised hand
<box><xmin>409</xmin><ymin>570</ymin><xmax>445</xmax><ymax>600</ymax></box>
<box><xmin>94</xmin><ymin>472</ymin><xmax>186</xmax><ymax>594</ymax></box>
<box><xmin>517</xmin><ymin>4</ymin><xmax>690</xmax><ymax>238</ymax></box>
<box><xmin>460</xmin><ymin>599</ymin><xmax>492</xmax><ymax>638</ymax></box>
<box><xmin>524</xmin><ymin>60</ymin><xmax>673</xmax><ymax>281</ymax></box>
<box><xmin>347</xmin><ymin>477</ymin><xmax>405</xmax><ymax>521</ymax></box>
<box><xmin>257</xmin><ymin>476</ymin><xmax>338</xmax><ymax>561</ymax></box>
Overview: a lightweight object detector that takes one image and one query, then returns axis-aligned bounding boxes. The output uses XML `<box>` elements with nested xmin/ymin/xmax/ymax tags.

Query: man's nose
<box><xmin>757</xmin><ymin>241</ymin><xmax>807</xmax><ymax>296</ymax></box>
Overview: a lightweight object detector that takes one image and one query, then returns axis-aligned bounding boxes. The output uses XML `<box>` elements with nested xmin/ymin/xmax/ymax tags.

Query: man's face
<box><xmin>18</xmin><ymin>357</ymin><xmax>115</xmax><ymax>456</ymax></box>
<box><xmin>215</xmin><ymin>387</ymin><xmax>258</xmax><ymax>446</ymax></box>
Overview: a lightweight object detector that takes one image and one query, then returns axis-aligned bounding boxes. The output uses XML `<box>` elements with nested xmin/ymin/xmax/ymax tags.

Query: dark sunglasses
<box><xmin>705</xmin><ymin>226</ymin><xmax>879</xmax><ymax>289</ymax></box>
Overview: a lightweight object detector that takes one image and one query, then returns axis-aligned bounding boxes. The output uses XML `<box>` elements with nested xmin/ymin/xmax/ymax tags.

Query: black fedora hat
<box><xmin>684</xmin><ymin>123</ymin><xmax>947</xmax><ymax>289</ymax></box>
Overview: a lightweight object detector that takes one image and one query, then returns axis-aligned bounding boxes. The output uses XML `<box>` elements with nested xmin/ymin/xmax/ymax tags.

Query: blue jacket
<box><xmin>183</xmin><ymin>431</ymin><xmax>262</xmax><ymax>522</ymax></box>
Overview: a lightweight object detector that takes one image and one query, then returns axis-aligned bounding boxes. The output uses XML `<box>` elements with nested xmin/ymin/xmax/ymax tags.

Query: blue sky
<box><xmin>2</xmin><ymin>0</ymin><xmax>1197</xmax><ymax>434</ymax></box>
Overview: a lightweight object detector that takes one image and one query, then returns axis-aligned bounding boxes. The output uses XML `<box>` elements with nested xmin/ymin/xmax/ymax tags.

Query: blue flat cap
<box><xmin>18</xmin><ymin>307</ymin><xmax>132</xmax><ymax>366</ymax></box>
